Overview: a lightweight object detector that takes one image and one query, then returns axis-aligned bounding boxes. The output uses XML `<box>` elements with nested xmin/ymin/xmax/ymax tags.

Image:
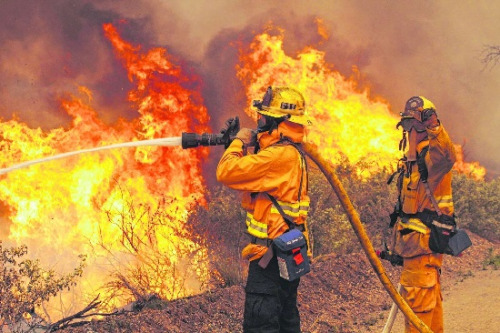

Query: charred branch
<box><xmin>482</xmin><ymin>44</ymin><xmax>500</xmax><ymax>69</ymax></box>
<box><xmin>39</xmin><ymin>295</ymin><xmax>131</xmax><ymax>332</ymax></box>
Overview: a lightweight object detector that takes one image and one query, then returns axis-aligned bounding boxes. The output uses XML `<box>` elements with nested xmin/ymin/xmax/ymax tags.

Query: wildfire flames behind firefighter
<box><xmin>216</xmin><ymin>86</ymin><xmax>312</xmax><ymax>332</ymax></box>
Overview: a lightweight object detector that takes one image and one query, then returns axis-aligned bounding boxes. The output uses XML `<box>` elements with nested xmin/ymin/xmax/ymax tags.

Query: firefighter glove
<box><xmin>220</xmin><ymin>117</ymin><xmax>240</xmax><ymax>148</ymax></box>
<box><xmin>422</xmin><ymin>109</ymin><xmax>439</xmax><ymax>129</ymax></box>
<box><xmin>235</xmin><ymin>128</ymin><xmax>257</xmax><ymax>147</ymax></box>
<box><xmin>220</xmin><ymin>117</ymin><xmax>240</xmax><ymax>137</ymax></box>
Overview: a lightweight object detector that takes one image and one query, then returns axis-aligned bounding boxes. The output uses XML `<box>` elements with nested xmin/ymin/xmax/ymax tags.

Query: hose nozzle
<box><xmin>182</xmin><ymin>116</ymin><xmax>241</xmax><ymax>149</ymax></box>
<box><xmin>181</xmin><ymin>133</ymin><xmax>227</xmax><ymax>149</ymax></box>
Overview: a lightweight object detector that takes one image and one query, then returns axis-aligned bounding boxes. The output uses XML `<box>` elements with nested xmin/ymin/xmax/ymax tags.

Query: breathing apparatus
<box><xmin>396</xmin><ymin>96</ymin><xmax>437</xmax><ymax>161</ymax></box>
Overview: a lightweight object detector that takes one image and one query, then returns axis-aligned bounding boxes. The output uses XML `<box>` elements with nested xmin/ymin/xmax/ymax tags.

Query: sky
<box><xmin>0</xmin><ymin>0</ymin><xmax>499</xmax><ymax>175</ymax></box>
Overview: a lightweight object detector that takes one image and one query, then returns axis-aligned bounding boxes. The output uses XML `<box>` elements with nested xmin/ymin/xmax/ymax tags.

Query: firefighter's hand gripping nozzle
<box><xmin>182</xmin><ymin>117</ymin><xmax>241</xmax><ymax>149</ymax></box>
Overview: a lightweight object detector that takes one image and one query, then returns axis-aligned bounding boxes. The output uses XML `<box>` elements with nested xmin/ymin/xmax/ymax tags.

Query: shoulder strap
<box><xmin>267</xmin><ymin>137</ymin><xmax>308</xmax><ymax>229</ymax></box>
<box><xmin>423</xmin><ymin>182</ymin><xmax>443</xmax><ymax>216</ymax></box>
<box><xmin>275</xmin><ymin>137</ymin><xmax>309</xmax><ymax>199</ymax></box>
<box><xmin>266</xmin><ymin>193</ymin><xmax>295</xmax><ymax>229</ymax></box>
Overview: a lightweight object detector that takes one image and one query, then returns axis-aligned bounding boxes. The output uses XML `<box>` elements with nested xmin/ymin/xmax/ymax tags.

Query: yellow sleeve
<box><xmin>216</xmin><ymin>141</ymin><xmax>288</xmax><ymax>193</ymax></box>
<box><xmin>425</xmin><ymin>124</ymin><xmax>456</xmax><ymax>187</ymax></box>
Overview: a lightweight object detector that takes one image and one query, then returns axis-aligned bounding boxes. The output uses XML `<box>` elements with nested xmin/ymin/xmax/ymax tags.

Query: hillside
<box><xmin>60</xmin><ymin>231</ymin><xmax>498</xmax><ymax>333</ymax></box>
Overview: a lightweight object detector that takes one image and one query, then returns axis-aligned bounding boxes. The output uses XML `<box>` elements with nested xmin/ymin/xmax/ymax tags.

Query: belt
<box><xmin>250</xmin><ymin>236</ymin><xmax>273</xmax><ymax>247</ymax></box>
<box><xmin>399</xmin><ymin>209</ymin><xmax>439</xmax><ymax>226</ymax></box>
<box><xmin>249</xmin><ymin>225</ymin><xmax>305</xmax><ymax>247</ymax></box>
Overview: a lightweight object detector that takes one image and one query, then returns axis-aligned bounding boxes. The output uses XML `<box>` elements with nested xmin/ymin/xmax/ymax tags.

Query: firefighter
<box><xmin>216</xmin><ymin>86</ymin><xmax>312</xmax><ymax>333</ymax></box>
<box><xmin>389</xmin><ymin>96</ymin><xmax>457</xmax><ymax>333</ymax></box>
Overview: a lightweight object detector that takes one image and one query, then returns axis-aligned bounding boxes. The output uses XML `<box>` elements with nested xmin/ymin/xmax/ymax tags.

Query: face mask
<box><xmin>257</xmin><ymin>115</ymin><xmax>272</xmax><ymax>133</ymax></box>
<box><xmin>398</xmin><ymin>118</ymin><xmax>427</xmax><ymax>133</ymax></box>
<box><xmin>397</xmin><ymin>116</ymin><xmax>426</xmax><ymax>162</ymax></box>
<box><xmin>257</xmin><ymin>115</ymin><xmax>287</xmax><ymax>134</ymax></box>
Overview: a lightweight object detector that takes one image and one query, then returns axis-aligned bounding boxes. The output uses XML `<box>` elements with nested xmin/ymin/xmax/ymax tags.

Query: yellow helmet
<box><xmin>252</xmin><ymin>86</ymin><xmax>312</xmax><ymax>126</ymax></box>
<box><xmin>401</xmin><ymin>96</ymin><xmax>436</xmax><ymax>122</ymax></box>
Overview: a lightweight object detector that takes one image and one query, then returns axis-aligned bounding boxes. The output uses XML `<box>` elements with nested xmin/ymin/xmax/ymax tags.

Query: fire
<box><xmin>0</xmin><ymin>20</ymin><xmax>488</xmax><ymax>320</ymax></box>
<box><xmin>236</xmin><ymin>26</ymin><xmax>486</xmax><ymax>180</ymax></box>
<box><xmin>237</xmin><ymin>28</ymin><xmax>401</xmax><ymax>177</ymax></box>
<box><xmin>0</xmin><ymin>23</ymin><xmax>210</xmax><ymax>316</ymax></box>
<box><xmin>453</xmin><ymin>144</ymin><xmax>486</xmax><ymax>180</ymax></box>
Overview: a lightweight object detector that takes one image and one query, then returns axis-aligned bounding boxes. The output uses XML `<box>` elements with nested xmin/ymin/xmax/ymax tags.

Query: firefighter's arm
<box><xmin>425</xmin><ymin>123</ymin><xmax>457</xmax><ymax>184</ymax></box>
<box><xmin>216</xmin><ymin>142</ymin><xmax>284</xmax><ymax>192</ymax></box>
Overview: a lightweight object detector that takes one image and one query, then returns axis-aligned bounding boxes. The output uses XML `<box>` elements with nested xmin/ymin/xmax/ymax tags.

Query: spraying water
<box><xmin>0</xmin><ymin>137</ymin><xmax>182</xmax><ymax>175</ymax></box>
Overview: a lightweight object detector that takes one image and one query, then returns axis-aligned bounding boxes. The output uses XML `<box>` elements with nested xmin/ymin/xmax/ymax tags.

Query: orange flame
<box><xmin>0</xmin><ymin>23</ymin><xmax>210</xmax><ymax>316</ymax></box>
<box><xmin>236</xmin><ymin>26</ymin><xmax>486</xmax><ymax>180</ymax></box>
<box><xmin>453</xmin><ymin>144</ymin><xmax>486</xmax><ymax>180</ymax></box>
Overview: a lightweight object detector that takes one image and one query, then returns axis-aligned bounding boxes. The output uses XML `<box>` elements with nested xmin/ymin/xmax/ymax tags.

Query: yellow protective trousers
<box><xmin>400</xmin><ymin>254</ymin><xmax>443</xmax><ymax>333</ymax></box>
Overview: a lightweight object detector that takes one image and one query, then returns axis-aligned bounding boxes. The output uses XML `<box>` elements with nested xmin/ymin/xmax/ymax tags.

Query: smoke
<box><xmin>316</xmin><ymin>1</ymin><xmax>500</xmax><ymax>175</ymax></box>
<box><xmin>0</xmin><ymin>0</ymin><xmax>499</xmax><ymax>173</ymax></box>
<box><xmin>0</xmin><ymin>0</ymin><xmax>144</xmax><ymax>127</ymax></box>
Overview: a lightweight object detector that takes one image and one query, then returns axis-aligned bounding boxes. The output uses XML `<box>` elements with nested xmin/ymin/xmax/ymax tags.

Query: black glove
<box><xmin>422</xmin><ymin>109</ymin><xmax>439</xmax><ymax>128</ymax></box>
<box><xmin>220</xmin><ymin>117</ymin><xmax>240</xmax><ymax>148</ymax></box>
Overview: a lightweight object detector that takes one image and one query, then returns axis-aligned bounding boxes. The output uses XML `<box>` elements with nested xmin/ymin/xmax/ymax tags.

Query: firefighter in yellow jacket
<box><xmin>389</xmin><ymin>96</ymin><xmax>457</xmax><ymax>333</ymax></box>
<box><xmin>216</xmin><ymin>86</ymin><xmax>311</xmax><ymax>333</ymax></box>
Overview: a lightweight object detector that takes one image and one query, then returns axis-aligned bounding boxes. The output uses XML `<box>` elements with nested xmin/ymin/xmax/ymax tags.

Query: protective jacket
<box><xmin>393</xmin><ymin>124</ymin><xmax>457</xmax><ymax>258</ymax></box>
<box><xmin>391</xmin><ymin>123</ymin><xmax>456</xmax><ymax>333</ymax></box>
<box><xmin>216</xmin><ymin>121</ymin><xmax>310</xmax><ymax>262</ymax></box>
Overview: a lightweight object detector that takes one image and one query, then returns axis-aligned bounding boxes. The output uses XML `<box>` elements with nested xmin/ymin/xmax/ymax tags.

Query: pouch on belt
<box><xmin>273</xmin><ymin>228</ymin><xmax>310</xmax><ymax>281</ymax></box>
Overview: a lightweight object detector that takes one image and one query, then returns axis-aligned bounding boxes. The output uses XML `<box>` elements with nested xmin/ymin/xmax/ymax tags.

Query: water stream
<box><xmin>0</xmin><ymin>136</ymin><xmax>183</xmax><ymax>175</ymax></box>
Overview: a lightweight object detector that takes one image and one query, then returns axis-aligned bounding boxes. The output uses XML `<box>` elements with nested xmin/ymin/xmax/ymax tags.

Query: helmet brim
<box><xmin>257</xmin><ymin>109</ymin><xmax>312</xmax><ymax>126</ymax></box>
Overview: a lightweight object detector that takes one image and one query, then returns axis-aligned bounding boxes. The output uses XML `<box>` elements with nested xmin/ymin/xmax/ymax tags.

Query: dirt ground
<box><xmin>59</xmin><ymin>231</ymin><xmax>499</xmax><ymax>333</ymax></box>
<box><xmin>363</xmin><ymin>268</ymin><xmax>500</xmax><ymax>333</ymax></box>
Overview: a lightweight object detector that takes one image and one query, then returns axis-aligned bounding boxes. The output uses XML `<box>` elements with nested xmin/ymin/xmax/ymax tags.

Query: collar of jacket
<box><xmin>257</xmin><ymin>121</ymin><xmax>305</xmax><ymax>150</ymax></box>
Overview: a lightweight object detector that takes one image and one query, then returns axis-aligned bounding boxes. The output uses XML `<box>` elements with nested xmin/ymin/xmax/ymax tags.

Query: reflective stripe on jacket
<box><xmin>216</xmin><ymin>121</ymin><xmax>310</xmax><ymax>261</ymax></box>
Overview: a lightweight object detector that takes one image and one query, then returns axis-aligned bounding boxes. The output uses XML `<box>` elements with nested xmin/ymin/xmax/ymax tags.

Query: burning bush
<box><xmin>187</xmin><ymin>186</ymin><xmax>248</xmax><ymax>287</ymax></box>
<box><xmin>96</xmin><ymin>194</ymin><xmax>210</xmax><ymax>306</ymax></box>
